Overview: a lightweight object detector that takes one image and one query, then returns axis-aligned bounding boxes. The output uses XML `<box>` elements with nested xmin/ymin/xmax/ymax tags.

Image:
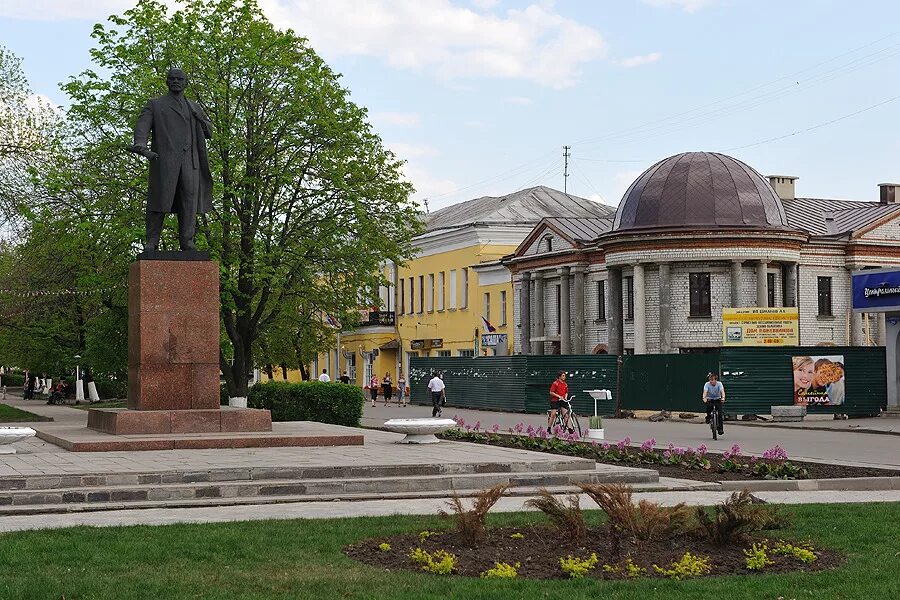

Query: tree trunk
<box><xmin>299</xmin><ymin>363</ymin><xmax>309</xmax><ymax>381</ymax></box>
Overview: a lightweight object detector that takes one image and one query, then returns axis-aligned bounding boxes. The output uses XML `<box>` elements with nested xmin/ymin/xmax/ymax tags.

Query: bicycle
<box><xmin>547</xmin><ymin>397</ymin><xmax>583</xmax><ymax>438</ymax></box>
<box><xmin>707</xmin><ymin>399</ymin><xmax>724</xmax><ymax>440</ymax></box>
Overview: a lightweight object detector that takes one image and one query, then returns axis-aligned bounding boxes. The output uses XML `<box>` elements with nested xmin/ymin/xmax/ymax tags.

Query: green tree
<box><xmin>41</xmin><ymin>0</ymin><xmax>420</xmax><ymax>396</ymax></box>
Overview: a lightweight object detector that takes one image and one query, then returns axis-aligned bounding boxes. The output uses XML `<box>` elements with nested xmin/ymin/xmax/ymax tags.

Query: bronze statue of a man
<box><xmin>131</xmin><ymin>68</ymin><xmax>212</xmax><ymax>252</ymax></box>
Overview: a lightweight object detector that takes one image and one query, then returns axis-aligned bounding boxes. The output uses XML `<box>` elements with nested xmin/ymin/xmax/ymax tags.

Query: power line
<box><xmin>723</xmin><ymin>93</ymin><xmax>900</xmax><ymax>151</ymax></box>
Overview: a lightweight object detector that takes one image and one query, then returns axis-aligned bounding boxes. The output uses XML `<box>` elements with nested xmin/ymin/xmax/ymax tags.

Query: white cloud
<box><xmin>616</xmin><ymin>52</ymin><xmax>662</xmax><ymax>68</ymax></box>
<box><xmin>613</xmin><ymin>169</ymin><xmax>643</xmax><ymax>200</ymax></box>
<box><xmin>505</xmin><ymin>96</ymin><xmax>533</xmax><ymax>105</ymax></box>
<box><xmin>641</xmin><ymin>0</ymin><xmax>717</xmax><ymax>12</ymax></box>
<box><xmin>260</xmin><ymin>0</ymin><xmax>606</xmax><ymax>89</ymax></box>
<box><xmin>7</xmin><ymin>1</ymin><xmax>605</xmax><ymax>88</ymax></box>
<box><xmin>471</xmin><ymin>0</ymin><xmax>501</xmax><ymax>9</ymax></box>
<box><xmin>371</xmin><ymin>112</ymin><xmax>422</xmax><ymax>128</ymax></box>
<box><xmin>402</xmin><ymin>164</ymin><xmax>458</xmax><ymax>209</ymax></box>
<box><xmin>0</xmin><ymin>0</ymin><xmax>177</xmax><ymax>20</ymax></box>
<box><xmin>387</xmin><ymin>142</ymin><xmax>439</xmax><ymax>160</ymax></box>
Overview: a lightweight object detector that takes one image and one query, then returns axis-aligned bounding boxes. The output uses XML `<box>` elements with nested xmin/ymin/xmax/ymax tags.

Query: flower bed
<box><xmin>345</xmin><ymin>486</ymin><xmax>842</xmax><ymax>580</ymax></box>
<box><xmin>441</xmin><ymin>419</ymin><xmax>900</xmax><ymax>482</ymax></box>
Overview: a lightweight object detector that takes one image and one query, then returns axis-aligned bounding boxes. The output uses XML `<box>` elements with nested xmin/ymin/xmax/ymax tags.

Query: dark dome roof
<box><xmin>613</xmin><ymin>152</ymin><xmax>788</xmax><ymax>231</ymax></box>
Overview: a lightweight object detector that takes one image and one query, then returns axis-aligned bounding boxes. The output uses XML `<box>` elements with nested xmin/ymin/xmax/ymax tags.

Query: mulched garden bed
<box><xmin>441</xmin><ymin>433</ymin><xmax>900</xmax><ymax>482</ymax></box>
<box><xmin>345</xmin><ymin>524</ymin><xmax>843</xmax><ymax>580</ymax></box>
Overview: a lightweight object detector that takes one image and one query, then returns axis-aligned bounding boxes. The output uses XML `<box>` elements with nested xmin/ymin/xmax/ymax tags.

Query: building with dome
<box><xmin>504</xmin><ymin>152</ymin><xmax>900</xmax><ymax>354</ymax></box>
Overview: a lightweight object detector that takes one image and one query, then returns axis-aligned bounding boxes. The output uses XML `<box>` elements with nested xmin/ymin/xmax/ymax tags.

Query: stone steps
<box><xmin>0</xmin><ymin>459</ymin><xmax>661</xmax><ymax>515</ymax></box>
<box><xmin>0</xmin><ymin>479</ymin><xmax>711</xmax><ymax>517</ymax></box>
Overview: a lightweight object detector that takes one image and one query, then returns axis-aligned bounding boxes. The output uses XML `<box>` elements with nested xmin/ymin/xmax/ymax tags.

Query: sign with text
<box><xmin>722</xmin><ymin>307</ymin><xmax>799</xmax><ymax>346</ymax></box>
<box><xmin>792</xmin><ymin>354</ymin><xmax>845</xmax><ymax>406</ymax></box>
<box><xmin>410</xmin><ymin>339</ymin><xmax>443</xmax><ymax>350</ymax></box>
<box><xmin>481</xmin><ymin>333</ymin><xmax>508</xmax><ymax>347</ymax></box>
<box><xmin>852</xmin><ymin>268</ymin><xmax>900</xmax><ymax>312</ymax></box>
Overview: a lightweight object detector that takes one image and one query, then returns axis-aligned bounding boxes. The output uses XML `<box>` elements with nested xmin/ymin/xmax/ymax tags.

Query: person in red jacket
<box><xmin>547</xmin><ymin>371</ymin><xmax>570</xmax><ymax>433</ymax></box>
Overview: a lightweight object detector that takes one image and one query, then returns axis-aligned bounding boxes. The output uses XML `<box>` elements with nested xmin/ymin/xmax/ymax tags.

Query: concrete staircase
<box><xmin>0</xmin><ymin>458</ymin><xmax>660</xmax><ymax>516</ymax></box>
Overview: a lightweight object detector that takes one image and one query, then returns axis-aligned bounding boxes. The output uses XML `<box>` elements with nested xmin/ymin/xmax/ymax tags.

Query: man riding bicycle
<box><xmin>702</xmin><ymin>373</ymin><xmax>725</xmax><ymax>436</ymax></box>
<box><xmin>548</xmin><ymin>371</ymin><xmax>571</xmax><ymax>433</ymax></box>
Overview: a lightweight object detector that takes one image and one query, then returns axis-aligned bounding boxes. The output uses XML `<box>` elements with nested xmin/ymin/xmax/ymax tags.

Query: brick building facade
<box><xmin>504</xmin><ymin>152</ymin><xmax>900</xmax><ymax>355</ymax></box>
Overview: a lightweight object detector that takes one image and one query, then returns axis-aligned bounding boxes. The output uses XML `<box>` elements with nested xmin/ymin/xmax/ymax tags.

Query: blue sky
<box><xmin>2</xmin><ymin>0</ymin><xmax>900</xmax><ymax>210</ymax></box>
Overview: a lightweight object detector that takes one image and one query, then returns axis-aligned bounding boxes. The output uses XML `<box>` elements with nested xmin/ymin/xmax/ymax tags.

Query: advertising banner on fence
<box><xmin>722</xmin><ymin>308</ymin><xmax>799</xmax><ymax>346</ymax></box>
<box><xmin>792</xmin><ymin>355</ymin><xmax>845</xmax><ymax>406</ymax></box>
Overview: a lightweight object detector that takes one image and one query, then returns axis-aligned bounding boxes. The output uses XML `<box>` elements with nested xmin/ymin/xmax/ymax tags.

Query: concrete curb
<box><xmin>728</xmin><ymin>421</ymin><xmax>900</xmax><ymax>437</ymax></box>
<box><xmin>719</xmin><ymin>476</ymin><xmax>900</xmax><ymax>492</ymax></box>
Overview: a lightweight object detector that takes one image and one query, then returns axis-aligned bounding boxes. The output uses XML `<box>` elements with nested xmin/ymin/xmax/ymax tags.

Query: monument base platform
<box><xmin>37</xmin><ymin>420</ymin><xmax>364</xmax><ymax>452</ymax></box>
<box><xmin>88</xmin><ymin>406</ymin><xmax>272</xmax><ymax>435</ymax></box>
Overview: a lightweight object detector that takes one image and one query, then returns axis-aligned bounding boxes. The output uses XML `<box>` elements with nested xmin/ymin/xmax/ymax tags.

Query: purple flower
<box><xmin>455</xmin><ymin>417</ymin><xmax>465</xmax><ymax>428</ymax></box>
<box><xmin>507</xmin><ymin>427</ymin><xmax>514</xmax><ymax>434</ymax></box>
<box><xmin>662</xmin><ymin>450</ymin><xmax>672</xmax><ymax>459</ymax></box>
<box><xmin>640</xmin><ymin>438</ymin><xmax>657</xmax><ymax>452</ymax></box>
<box><xmin>465</xmin><ymin>425</ymin><xmax>472</xmax><ymax>432</ymax></box>
<box><xmin>696</xmin><ymin>444</ymin><xmax>708</xmax><ymax>456</ymax></box>
<box><xmin>667</xmin><ymin>443</ymin><xmax>675</xmax><ymax>451</ymax></box>
<box><xmin>750</xmin><ymin>455</ymin><xmax>758</xmax><ymax>464</ymax></box>
<box><xmin>514</xmin><ymin>423</ymin><xmax>525</xmax><ymax>433</ymax></box>
<box><xmin>730</xmin><ymin>443</ymin><xmax>742</xmax><ymax>456</ymax></box>
<box><xmin>490</xmin><ymin>424</ymin><xmax>500</xmax><ymax>434</ymax></box>
<box><xmin>623</xmin><ymin>436</ymin><xmax>631</xmax><ymax>447</ymax></box>
<box><xmin>526</xmin><ymin>424</ymin><xmax>535</xmax><ymax>435</ymax></box>
<box><xmin>762</xmin><ymin>445</ymin><xmax>788</xmax><ymax>461</ymax></box>
<box><xmin>601</xmin><ymin>442</ymin><xmax>611</xmax><ymax>451</ymax></box>
<box><xmin>539</xmin><ymin>428</ymin><xmax>549</xmax><ymax>439</ymax></box>
<box><xmin>473</xmin><ymin>421</ymin><xmax>481</xmax><ymax>431</ymax></box>
<box><xmin>552</xmin><ymin>425</ymin><xmax>563</xmax><ymax>436</ymax></box>
<box><xmin>674</xmin><ymin>447</ymin><xmax>685</xmax><ymax>456</ymax></box>
<box><xmin>616</xmin><ymin>439</ymin><xmax>627</xmax><ymax>451</ymax></box>
<box><xmin>527</xmin><ymin>429</ymin><xmax>536</xmax><ymax>438</ymax></box>
<box><xmin>685</xmin><ymin>446</ymin><xmax>695</xmax><ymax>455</ymax></box>
<box><xmin>723</xmin><ymin>450</ymin><xmax>733</xmax><ymax>460</ymax></box>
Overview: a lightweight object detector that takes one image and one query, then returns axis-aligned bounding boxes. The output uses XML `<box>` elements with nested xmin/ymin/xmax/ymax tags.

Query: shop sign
<box><xmin>852</xmin><ymin>268</ymin><xmax>900</xmax><ymax>312</ymax></box>
<box><xmin>481</xmin><ymin>333</ymin><xmax>508</xmax><ymax>347</ymax></box>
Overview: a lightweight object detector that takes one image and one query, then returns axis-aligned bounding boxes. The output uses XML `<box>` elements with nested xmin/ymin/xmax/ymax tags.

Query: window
<box><xmin>483</xmin><ymin>292</ymin><xmax>491</xmax><ymax>322</ymax></box>
<box><xmin>408</xmin><ymin>277</ymin><xmax>414</xmax><ymax>315</ymax></box>
<box><xmin>767</xmin><ymin>272</ymin><xmax>775</xmax><ymax>308</ymax></box>
<box><xmin>689</xmin><ymin>273</ymin><xmax>711</xmax><ymax>317</ymax></box>
<box><xmin>457</xmin><ymin>349</ymin><xmax>475</xmax><ymax>357</ymax></box>
<box><xmin>461</xmin><ymin>268</ymin><xmax>469</xmax><ymax>309</ymax></box>
<box><xmin>449</xmin><ymin>270</ymin><xmax>457</xmax><ymax>309</ymax></box>
<box><xmin>500</xmin><ymin>291</ymin><xmax>507</xmax><ymax>326</ymax></box>
<box><xmin>347</xmin><ymin>353</ymin><xmax>356</xmax><ymax>383</ymax></box>
<box><xmin>364</xmin><ymin>354</ymin><xmax>373</xmax><ymax>385</ymax></box>
<box><xmin>427</xmin><ymin>274</ymin><xmax>434</xmax><ymax>312</ymax></box>
<box><xmin>438</xmin><ymin>272</ymin><xmax>445</xmax><ymax>310</ymax></box>
<box><xmin>597</xmin><ymin>280</ymin><xmax>606</xmax><ymax>321</ymax></box>
<box><xmin>817</xmin><ymin>276</ymin><xmax>832</xmax><ymax>316</ymax></box>
<box><xmin>623</xmin><ymin>276</ymin><xmax>634</xmax><ymax>320</ymax></box>
<box><xmin>544</xmin><ymin>235</ymin><xmax>553</xmax><ymax>252</ymax></box>
<box><xmin>555</xmin><ymin>283</ymin><xmax>562</xmax><ymax>330</ymax></box>
<box><xmin>437</xmin><ymin>350</ymin><xmax>451</xmax><ymax>357</ymax></box>
<box><xmin>418</xmin><ymin>275</ymin><xmax>424</xmax><ymax>313</ymax></box>
<box><xmin>399</xmin><ymin>279</ymin><xmax>405</xmax><ymax>315</ymax></box>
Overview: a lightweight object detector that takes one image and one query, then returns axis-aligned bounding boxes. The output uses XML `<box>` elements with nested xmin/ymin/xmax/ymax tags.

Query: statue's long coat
<box><xmin>133</xmin><ymin>93</ymin><xmax>213</xmax><ymax>214</ymax></box>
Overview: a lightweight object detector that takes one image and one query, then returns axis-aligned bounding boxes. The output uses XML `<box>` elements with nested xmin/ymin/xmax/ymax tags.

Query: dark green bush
<box><xmin>248</xmin><ymin>381</ymin><xmax>364</xmax><ymax>426</ymax></box>
<box><xmin>2</xmin><ymin>373</ymin><xmax>24</xmax><ymax>387</ymax></box>
<box><xmin>94</xmin><ymin>378</ymin><xmax>127</xmax><ymax>400</ymax></box>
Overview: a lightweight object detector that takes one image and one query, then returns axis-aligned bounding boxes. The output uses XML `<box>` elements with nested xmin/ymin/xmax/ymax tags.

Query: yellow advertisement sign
<box><xmin>722</xmin><ymin>307</ymin><xmax>799</xmax><ymax>346</ymax></box>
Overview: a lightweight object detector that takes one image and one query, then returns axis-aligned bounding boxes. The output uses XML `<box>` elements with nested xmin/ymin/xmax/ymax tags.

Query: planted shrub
<box><xmin>409</xmin><ymin>548</ymin><xmax>455</xmax><ymax>575</ymax></box>
<box><xmin>744</xmin><ymin>543</ymin><xmax>773</xmax><ymax>570</ymax></box>
<box><xmin>1</xmin><ymin>373</ymin><xmax>24</xmax><ymax>387</ymax></box>
<box><xmin>247</xmin><ymin>381</ymin><xmax>364</xmax><ymax>426</ymax></box>
<box><xmin>559</xmin><ymin>553</ymin><xmax>598</xmax><ymax>579</ymax></box>
<box><xmin>579</xmin><ymin>483</ymin><xmax>696</xmax><ymax>542</ymax></box>
<box><xmin>524</xmin><ymin>490</ymin><xmax>586</xmax><ymax>539</ymax></box>
<box><xmin>773</xmin><ymin>540</ymin><xmax>817</xmax><ymax>563</ymax></box>
<box><xmin>480</xmin><ymin>562</ymin><xmax>520</xmax><ymax>579</ymax></box>
<box><xmin>440</xmin><ymin>484</ymin><xmax>509</xmax><ymax>545</ymax></box>
<box><xmin>695</xmin><ymin>490</ymin><xmax>790</xmax><ymax>546</ymax></box>
<box><xmin>653</xmin><ymin>552</ymin><xmax>711</xmax><ymax>580</ymax></box>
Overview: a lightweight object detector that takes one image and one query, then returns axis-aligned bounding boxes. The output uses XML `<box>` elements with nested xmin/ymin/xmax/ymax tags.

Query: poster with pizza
<box><xmin>791</xmin><ymin>355</ymin><xmax>845</xmax><ymax>406</ymax></box>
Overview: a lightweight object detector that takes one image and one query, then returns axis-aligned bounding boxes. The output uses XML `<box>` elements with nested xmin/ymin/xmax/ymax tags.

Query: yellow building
<box><xmin>307</xmin><ymin>186</ymin><xmax>614</xmax><ymax>390</ymax></box>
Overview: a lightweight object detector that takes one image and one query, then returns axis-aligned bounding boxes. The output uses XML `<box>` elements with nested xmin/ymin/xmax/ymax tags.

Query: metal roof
<box><xmin>424</xmin><ymin>185</ymin><xmax>615</xmax><ymax>231</ymax></box>
<box><xmin>544</xmin><ymin>217</ymin><xmax>614</xmax><ymax>243</ymax></box>
<box><xmin>614</xmin><ymin>152</ymin><xmax>789</xmax><ymax>231</ymax></box>
<box><xmin>782</xmin><ymin>197</ymin><xmax>900</xmax><ymax>236</ymax></box>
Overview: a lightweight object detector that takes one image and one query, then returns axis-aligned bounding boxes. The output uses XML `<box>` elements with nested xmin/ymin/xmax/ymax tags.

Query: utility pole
<box><xmin>563</xmin><ymin>145</ymin><xmax>571</xmax><ymax>193</ymax></box>
<box><xmin>423</xmin><ymin>198</ymin><xmax>430</xmax><ymax>214</ymax></box>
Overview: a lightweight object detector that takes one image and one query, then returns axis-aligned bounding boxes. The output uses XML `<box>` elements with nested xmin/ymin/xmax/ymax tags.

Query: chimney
<box><xmin>878</xmin><ymin>183</ymin><xmax>900</xmax><ymax>204</ymax></box>
<box><xmin>767</xmin><ymin>175</ymin><xmax>798</xmax><ymax>200</ymax></box>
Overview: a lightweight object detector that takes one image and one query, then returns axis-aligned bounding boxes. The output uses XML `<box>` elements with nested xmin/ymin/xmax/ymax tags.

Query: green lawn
<box><xmin>0</xmin><ymin>403</ymin><xmax>48</xmax><ymax>422</ymax></box>
<box><xmin>0</xmin><ymin>503</ymin><xmax>897</xmax><ymax>599</ymax></box>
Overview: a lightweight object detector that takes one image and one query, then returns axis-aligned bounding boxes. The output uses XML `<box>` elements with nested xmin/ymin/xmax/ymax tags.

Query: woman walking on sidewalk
<box><xmin>369</xmin><ymin>374</ymin><xmax>379</xmax><ymax>407</ymax></box>
<box><xmin>397</xmin><ymin>373</ymin><xmax>407</xmax><ymax>407</ymax></box>
<box><xmin>382</xmin><ymin>372</ymin><xmax>393</xmax><ymax>406</ymax></box>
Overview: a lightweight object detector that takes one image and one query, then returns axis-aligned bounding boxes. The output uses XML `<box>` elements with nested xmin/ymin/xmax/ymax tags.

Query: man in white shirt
<box><xmin>318</xmin><ymin>369</ymin><xmax>331</xmax><ymax>383</ymax></box>
<box><xmin>427</xmin><ymin>372</ymin><xmax>446</xmax><ymax>417</ymax></box>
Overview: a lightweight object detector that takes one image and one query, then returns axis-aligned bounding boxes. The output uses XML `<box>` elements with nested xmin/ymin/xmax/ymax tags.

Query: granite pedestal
<box><xmin>86</xmin><ymin>256</ymin><xmax>274</xmax><ymax>441</ymax></box>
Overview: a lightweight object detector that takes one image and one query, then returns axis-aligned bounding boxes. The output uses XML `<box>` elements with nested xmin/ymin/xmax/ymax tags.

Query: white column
<box><xmin>658</xmin><ymin>262</ymin><xmax>672</xmax><ymax>353</ymax></box>
<box><xmin>633</xmin><ymin>263</ymin><xmax>647</xmax><ymax>354</ymax></box>
<box><xmin>756</xmin><ymin>260</ymin><xmax>768</xmax><ymax>308</ymax></box>
<box><xmin>731</xmin><ymin>260</ymin><xmax>743</xmax><ymax>307</ymax></box>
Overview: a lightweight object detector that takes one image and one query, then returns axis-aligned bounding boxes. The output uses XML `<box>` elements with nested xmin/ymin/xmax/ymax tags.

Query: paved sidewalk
<box><xmin>1</xmin><ymin>489</ymin><xmax>898</xmax><ymax>533</ymax></box>
<box><xmin>362</xmin><ymin>403</ymin><xmax>900</xmax><ymax>469</ymax></box>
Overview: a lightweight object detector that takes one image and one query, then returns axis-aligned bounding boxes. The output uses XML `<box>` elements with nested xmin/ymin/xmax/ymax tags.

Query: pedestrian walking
<box><xmin>318</xmin><ymin>369</ymin><xmax>331</xmax><ymax>383</ymax></box>
<box><xmin>369</xmin><ymin>374</ymin><xmax>379</xmax><ymax>406</ymax></box>
<box><xmin>25</xmin><ymin>372</ymin><xmax>36</xmax><ymax>400</ymax></box>
<box><xmin>339</xmin><ymin>371</ymin><xmax>350</xmax><ymax>384</ymax></box>
<box><xmin>382</xmin><ymin>372</ymin><xmax>393</xmax><ymax>406</ymax></box>
<box><xmin>397</xmin><ymin>373</ymin><xmax>407</xmax><ymax>407</ymax></box>
<box><xmin>427</xmin><ymin>371</ymin><xmax>446</xmax><ymax>417</ymax></box>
